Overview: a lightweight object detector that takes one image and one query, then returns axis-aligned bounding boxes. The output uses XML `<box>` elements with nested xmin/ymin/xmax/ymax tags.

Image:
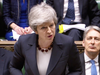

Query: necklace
<box><xmin>37</xmin><ymin>45</ymin><xmax>52</xmax><ymax>52</ymax></box>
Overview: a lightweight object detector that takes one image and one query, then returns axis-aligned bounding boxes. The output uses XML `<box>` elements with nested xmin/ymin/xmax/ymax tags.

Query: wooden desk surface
<box><xmin>75</xmin><ymin>41</ymin><xmax>82</xmax><ymax>45</ymax></box>
<box><xmin>75</xmin><ymin>41</ymin><xmax>84</xmax><ymax>53</ymax></box>
<box><xmin>0</xmin><ymin>41</ymin><xmax>16</xmax><ymax>47</ymax></box>
<box><xmin>0</xmin><ymin>41</ymin><xmax>84</xmax><ymax>53</ymax></box>
<box><xmin>0</xmin><ymin>41</ymin><xmax>83</xmax><ymax>46</ymax></box>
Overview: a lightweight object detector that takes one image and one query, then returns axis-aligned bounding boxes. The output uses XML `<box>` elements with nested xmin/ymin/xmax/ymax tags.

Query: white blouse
<box><xmin>37</xmin><ymin>48</ymin><xmax>52</xmax><ymax>75</ymax></box>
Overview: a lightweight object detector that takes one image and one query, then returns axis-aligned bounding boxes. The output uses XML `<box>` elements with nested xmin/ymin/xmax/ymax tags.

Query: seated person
<box><xmin>3</xmin><ymin>0</ymin><xmax>43</xmax><ymax>41</ymax></box>
<box><xmin>9</xmin><ymin>2</ymin><xmax>82</xmax><ymax>75</ymax></box>
<box><xmin>0</xmin><ymin>48</ymin><xmax>13</xmax><ymax>75</ymax></box>
<box><xmin>80</xmin><ymin>25</ymin><xmax>100</xmax><ymax>75</ymax></box>
<box><xmin>46</xmin><ymin>0</ymin><xmax>100</xmax><ymax>41</ymax></box>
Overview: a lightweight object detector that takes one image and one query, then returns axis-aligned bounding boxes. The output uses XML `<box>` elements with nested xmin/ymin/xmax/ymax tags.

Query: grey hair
<box><xmin>28</xmin><ymin>2</ymin><xmax>58</xmax><ymax>31</ymax></box>
<box><xmin>83</xmin><ymin>25</ymin><xmax>100</xmax><ymax>39</ymax></box>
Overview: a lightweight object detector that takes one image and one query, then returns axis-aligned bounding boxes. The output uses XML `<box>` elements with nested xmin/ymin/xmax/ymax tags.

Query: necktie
<box><xmin>90</xmin><ymin>60</ymin><xmax>97</xmax><ymax>75</ymax></box>
<box><xmin>62</xmin><ymin>0</ymin><xmax>75</xmax><ymax>24</ymax></box>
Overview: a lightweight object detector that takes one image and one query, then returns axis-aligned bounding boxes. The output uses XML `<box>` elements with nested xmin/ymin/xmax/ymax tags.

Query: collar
<box><xmin>84</xmin><ymin>53</ymin><xmax>98</xmax><ymax>63</ymax></box>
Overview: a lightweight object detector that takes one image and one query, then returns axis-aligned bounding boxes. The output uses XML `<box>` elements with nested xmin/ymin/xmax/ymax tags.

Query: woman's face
<box><xmin>35</xmin><ymin>20</ymin><xmax>56</xmax><ymax>42</ymax></box>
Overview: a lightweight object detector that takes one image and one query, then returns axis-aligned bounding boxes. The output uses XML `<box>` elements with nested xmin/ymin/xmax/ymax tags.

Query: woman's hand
<box><xmin>10</xmin><ymin>23</ymin><xmax>25</xmax><ymax>35</ymax></box>
<box><xmin>24</xmin><ymin>27</ymin><xmax>33</xmax><ymax>34</ymax></box>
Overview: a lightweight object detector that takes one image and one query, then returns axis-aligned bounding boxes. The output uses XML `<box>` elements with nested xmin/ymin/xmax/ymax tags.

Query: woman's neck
<box><xmin>38</xmin><ymin>40</ymin><xmax>52</xmax><ymax>49</ymax></box>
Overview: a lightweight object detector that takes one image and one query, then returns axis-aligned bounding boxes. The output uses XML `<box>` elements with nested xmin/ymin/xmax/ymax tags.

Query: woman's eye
<box><xmin>50</xmin><ymin>24</ymin><xmax>53</xmax><ymax>27</ymax></box>
<box><xmin>41</xmin><ymin>27</ymin><xmax>46</xmax><ymax>29</ymax></box>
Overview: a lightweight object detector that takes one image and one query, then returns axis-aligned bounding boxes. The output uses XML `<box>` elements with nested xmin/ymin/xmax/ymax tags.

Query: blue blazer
<box><xmin>3</xmin><ymin>0</ymin><xmax>43</xmax><ymax>30</ymax></box>
<box><xmin>46</xmin><ymin>0</ymin><xmax>100</xmax><ymax>29</ymax></box>
<box><xmin>80</xmin><ymin>53</ymin><xmax>100</xmax><ymax>75</ymax></box>
<box><xmin>0</xmin><ymin>48</ymin><xmax>13</xmax><ymax>75</ymax></box>
<box><xmin>10</xmin><ymin>33</ymin><xmax>82</xmax><ymax>75</ymax></box>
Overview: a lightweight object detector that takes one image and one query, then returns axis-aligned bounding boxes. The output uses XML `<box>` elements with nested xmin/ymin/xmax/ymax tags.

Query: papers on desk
<box><xmin>12</xmin><ymin>30</ymin><xmax>35</xmax><ymax>41</ymax></box>
<box><xmin>59</xmin><ymin>24</ymin><xmax>86</xmax><ymax>33</ymax></box>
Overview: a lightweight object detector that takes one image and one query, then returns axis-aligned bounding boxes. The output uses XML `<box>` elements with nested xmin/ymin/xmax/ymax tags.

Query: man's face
<box><xmin>82</xmin><ymin>29</ymin><xmax>100</xmax><ymax>54</ymax></box>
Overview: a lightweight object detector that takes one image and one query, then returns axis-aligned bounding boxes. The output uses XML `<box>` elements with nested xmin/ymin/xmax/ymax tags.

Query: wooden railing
<box><xmin>0</xmin><ymin>41</ymin><xmax>16</xmax><ymax>51</ymax></box>
<box><xmin>0</xmin><ymin>41</ymin><xmax>84</xmax><ymax>53</ymax></box>
<box><xmin>75</xmin><ymin>41</ymin><xmax>84</xmax><ymax>53</ymax></box>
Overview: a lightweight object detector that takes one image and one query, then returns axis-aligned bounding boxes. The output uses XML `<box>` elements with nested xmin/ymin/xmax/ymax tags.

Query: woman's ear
<box><xmin>34</xmin><ymin>30</ymin><xmax>38</xmax><ymax>34</ymax></box>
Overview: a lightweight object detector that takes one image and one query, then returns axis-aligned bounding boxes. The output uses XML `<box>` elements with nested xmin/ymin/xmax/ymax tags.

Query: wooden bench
<box><xmin>0</xmin><ymin>41</ymin><xmax>16</xmax><ymax>51</ymax></box>
<box><xmin>75</xmin><ymin>41</ymin><xmax>84</xmax><ymax>53</ymax></box>
<box><xmin>0</xmin><ymin>41</ymin><xmax>84</xmax><ymax>53</ymax></box>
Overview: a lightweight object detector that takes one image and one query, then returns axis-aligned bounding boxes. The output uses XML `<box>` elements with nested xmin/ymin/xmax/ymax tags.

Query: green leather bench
<box><xmin>96</xmin><ymin>0</ymin><xmax>100</xmax><ymax>9</ymax></box>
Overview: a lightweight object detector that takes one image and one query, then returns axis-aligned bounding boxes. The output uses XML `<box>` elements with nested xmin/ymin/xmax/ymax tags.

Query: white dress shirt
<box><xmin>64</xmin><ymin>0</ymin><xmax>82</xmax><ymax>22</ymax></box>
<box><xmin>63</xmin><ymin>0</ymin><xmax>85</xmax><ymax>31</ymax></box>
<box><xmin>84</xmin><ymin>53</ymin><xmax>99</xmax><ymax>75</ymax></box>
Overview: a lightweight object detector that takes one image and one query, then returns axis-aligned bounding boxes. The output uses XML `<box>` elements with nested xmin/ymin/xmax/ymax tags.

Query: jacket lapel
<box><xmin>80</xmin><ymin>53</ymin><xmax>100</xmax><ymax>75</ymax></box>
<box><xmin>78</xmin><ymin>0</ymin><xmax>83</xmax><ymax>18</ymax></box>
<box><xmin>60</xmin><ymin>0</ymin><xmax>64</xmax><ymax>18</ymax></box>
<box><xmin>98</xmin><ymin>54</ymin><xmax>100</xmax><ymax>72</ymax></box>
<box><xmin>25</xmin><ymin>34</ymin><xmax>39</xmax><ymax>75</ymax></box>
<box><xmin>80</xmin><ymin>53</ymin><xmax>85</xmax><ymax>75</ymax></box>
<box><xmin>46</xmin><ymin>33</ymin><xmax>64</xmax><ymax>75</ymax></box>
<box><xmin>25</xmin><ymin>33</ymin><xmax>64</xmax><ymax>75</ymax></box>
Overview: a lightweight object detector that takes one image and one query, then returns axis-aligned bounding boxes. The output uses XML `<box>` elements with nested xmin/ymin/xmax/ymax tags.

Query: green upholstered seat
<box><xmin>22</xmin><ymin>66</ymin><xmax>25</xmax><ymax>75</ymax></box>
<box><xmin>0</xmin><ymin>0</ymin><xmax>2</xmax><ymax>16</ymax></box>
<box><xmin>96</xmin><ymin>0</ymin><xmax>100</xmax><ymax>9</ymax></box>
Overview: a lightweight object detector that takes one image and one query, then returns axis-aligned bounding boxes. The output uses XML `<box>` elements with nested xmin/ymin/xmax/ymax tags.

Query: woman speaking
<box><xmin>10</xmin><ymin>2</ymin><xmax>82</xmax><ymax>75</ymax></box>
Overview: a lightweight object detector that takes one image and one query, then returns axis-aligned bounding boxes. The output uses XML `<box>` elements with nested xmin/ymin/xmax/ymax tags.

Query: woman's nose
<box><xmin>47</xmin><ymin>27</ymin><xmax>51</xmax><ymax>33</ymax></box>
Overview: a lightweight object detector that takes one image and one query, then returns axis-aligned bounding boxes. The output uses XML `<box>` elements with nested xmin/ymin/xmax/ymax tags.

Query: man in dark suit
<box><xmin>80</xmin><ymin>25</ymin><xmax>100</xmax><ymax>75</ymax></box>
<box><xmin>0</xmin><ymin>48</ymin><xmax>13</xmax><ymax>75</ymax></box>
<box><xmin>46</xmin><ymin>0</ymin><xmax>100</xmax><ymax>41</ymax></box>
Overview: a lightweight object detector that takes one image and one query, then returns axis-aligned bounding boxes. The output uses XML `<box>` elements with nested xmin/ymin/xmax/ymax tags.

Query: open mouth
<box><xmin>48</xmin><ymin>35</ymin><xmax>53</xmax><ymax>38</ymax></box>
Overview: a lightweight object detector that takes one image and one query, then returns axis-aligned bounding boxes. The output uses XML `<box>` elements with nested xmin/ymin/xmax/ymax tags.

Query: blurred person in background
<box><xmin>3</xmin><ymin>0</ymin><xmax>43</xmax><ymax>41</ymax></box>
<box><xmin>80</xmin><ymin>25</ymin><xmax>100</xmax><ymax>75</ymax></box>
<box><xmin>46</xmin><ymin>0</ymin><xmax>100</xmax><ymax>41</ymax></box>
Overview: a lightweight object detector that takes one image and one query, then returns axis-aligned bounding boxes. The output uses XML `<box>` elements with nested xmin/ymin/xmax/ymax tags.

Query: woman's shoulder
<box><xmin>18</xmin><ymin>33</ymin><xmax>36</xmax><ymax>42</ymax></box>
<box><xmin>20</xmin><ymin>33</ymin><xmax>35</xmax><ymax>38</ymax></box>
<box><xmin>55</xmin><ymin>33</ymin><xmax>74</xmax><ymax>44</ymax></box>
<box><xmin>56</xmin><ymin>33</ymin><xmax>73</xmax><ymax>40</ymax></box>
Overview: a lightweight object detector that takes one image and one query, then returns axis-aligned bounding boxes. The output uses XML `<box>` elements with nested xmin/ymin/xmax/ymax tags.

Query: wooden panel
<box><xmin>0</xmin><ymin>41</ymin><xmax>16</xmax><ymax>47</ymax></box>
<box><xmin>0</xmin><ymin>41</ymin><xmax>84</xmax><ymax>53</ymax></box>
<box><xmin>75</xmin><ymin>41</ymin><xmax>84</xmax><ymax>53</ymax></box>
